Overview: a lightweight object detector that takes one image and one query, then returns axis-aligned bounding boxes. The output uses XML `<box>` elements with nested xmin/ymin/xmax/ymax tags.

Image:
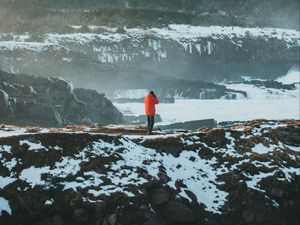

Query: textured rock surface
<box><xmin>0</xmin><ymin>70</ymin><xmax>123</xmax><ymax>126</ymax></box>
<box><xmin>0</xmin><ymin>120</ymin><xmax>299</xmax><ymax>225</ymax></box>
<box><xmin>0</xmin><ymin>25</ymin><xmax>299</xmax><ymax>95</ymax></box>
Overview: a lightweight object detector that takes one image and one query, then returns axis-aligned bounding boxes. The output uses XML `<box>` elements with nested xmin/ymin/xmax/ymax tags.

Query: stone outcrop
<box><xmin>0</xmin><ymin>70</ymin><xmax>123</xmax><ymax>126</ymax></box>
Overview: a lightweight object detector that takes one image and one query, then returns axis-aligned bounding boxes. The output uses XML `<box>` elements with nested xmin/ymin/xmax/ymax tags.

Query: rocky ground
<box><xmin>0</xmin><ymin>119</ymin><xmax>299</xmax><ymax>225</ymax></box>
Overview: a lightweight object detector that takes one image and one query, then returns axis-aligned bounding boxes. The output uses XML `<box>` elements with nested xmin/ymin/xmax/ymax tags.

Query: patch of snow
<box><xmin>0</xmin><ymin>176</ymin><xmax>16</xmax><ymax>189</ymax></box>
<box><xmin>0</xmin><ymin>197</ymin><xmax>11</xmax><ymax>215</ymax></box>
<box><xmin>3</xmin><ymin>158</ymin><xmax>17</xmax><ymax>171</ymax></box>
<box><xmin>45</xmin><ymin>199</ymin><xmax>53</xmax><ymax>205</ymax></box>
<box><xmin>252</xmin><ymin>143</ymin><xmax>274</xmax><ymax>154</ymax></box>
<box><xmin>113</xmin><ymin>89</ymin><xmax>148</xmax><ymax>99</ymax></box>
<box><xmin>276</xmin><ymin>70</ymin><xmax>300</xmax><ymax>84</ymax></box>
<box><xmin>0</xmin><ymin>145</ymin><xmax>11</xmax><ymax>153</ymax></box>
<box><xmin>0</xmin><ymin>41</ymin><xmax>62</xmax><ymax>52</ymax></box>
<box><xmin>20</xmin><ymin>166</ymin><xmax>50</xmax><ymax>188</ymax></box>
<box><xmin>119</xmin><ymin>138</ymin><xmax>228</xmax><ymax>213</ymax></box>
<box><xmin>282</xmin><ymin>143</ymin><xmax>300</xmax><ymax>152</ymax></box>
<box><xmin>19</xmin><ymin>140</ymin><xmax>44</xmax><ymax>151</ymax></box>
<box><xmin>115</xmin><ymin>97</ymin><xmax>300</xmax><ymax>125</ymax></box>
<box><xmin>0</xmin><ymin>127</ymin><xmax>27</xmax><ymax>137</ymax></box>
<box><xmin>246</xmin><ymin>171</ymin><xmax>275</xmax><ymax>192</ymax></box>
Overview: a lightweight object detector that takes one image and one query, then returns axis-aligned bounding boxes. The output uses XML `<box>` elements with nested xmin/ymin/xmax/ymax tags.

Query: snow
<box><xmin>113</xmin><ymin>89</ymin><xmax>148</xmax><ymax>99</ymax></box>
<box><xmin>246</xmin><ymin>171</ymin><xmax>275</xmax><ymax>192</ymax></box>
<box><xmin>0</xmin><ymin>127</ymin><xmax>27</xmax><ymax>137</ymax></box>
<box><xmin>276</xmin><ymin>70</ymin><xmax>300</xmax><ymax>84</ymax></box>
<box><xmin>0</xmin><ymin>197</ymin><xmax>11</xmax><ymax>215</ymax></box>
<box><xmin>115</xmin><ymin>75</ymin><xmax>300</xmax><ymax>124</ymax></box>
<box><xmin>252</xmin><ymin>143</ymin><xmax>274</xmax><ymax>154</ymax></box>
<box><xmin>0</xmin><ymin>25</ymin><xmax>298</xmax><ymax>63</ymax></box>
<box><xmin>119</xmin><ymin>138</ymin><xmax>228</xmax><ymax>213</ymax></box>
<box><xmin>19</xmin><ymin>140</ymin><xmax>44</xmax><ymax>151</ymax></box>
<box><xmin>115</xmin><ymin>98</ymin><xmax>300</xmax><ymax>124</ymax></box>
<box><xmin>0</xmin><ymin>41</ymin><xmax>62</xmax><ymax>52</ymax></box>
<box><xmin>283</xmin><ymin>144</ymin><xmax>300</xmax><ymax>152</ymax></box>
<box><xmin>0</xmin><ymin>176</ymin><xmax>16</xmax><ymax>189</ymax></box>
<box><xmin>45</xmin><ymin>199</ymin><xmax>53</xmax><ymax>205</ymax></box>
<box><xmin>0</xmin><ymin>145</ymin><xmax>11</xmax><ymax>153</ymax></box>
<box><xmin>3</xmin><ymin>158</ymin><xmax>17</xmax><ymax>171</ymax></box>
<box><xmin>0</xmin><ymin>121</ymin><xmax>299</xmax><ymax>214</ymax></box>
<box><xmin>20</xmin><ymin>166</ymin><xmax>50</xmax><ymax>188</ymax></box>
<box><xmin>224</xmin><ymin>83</ymin><xmax>299</xmax><ymax>100</ymax></box>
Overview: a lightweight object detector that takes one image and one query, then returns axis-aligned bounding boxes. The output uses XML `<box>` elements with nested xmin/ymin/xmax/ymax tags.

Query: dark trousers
<box><xmin>147</xmin><ymin>115</ymin><xmax>155</xmax><ymax>133</ymax></box>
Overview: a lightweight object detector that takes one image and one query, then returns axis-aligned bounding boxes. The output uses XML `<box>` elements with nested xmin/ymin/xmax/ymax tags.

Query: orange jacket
<box><xmin>144</xmin><ymin>93</ymin><xmax>159</xmax><ymax>116</ymax></box>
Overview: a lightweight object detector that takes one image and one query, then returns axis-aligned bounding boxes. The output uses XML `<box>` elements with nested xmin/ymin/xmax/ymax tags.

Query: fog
<box><xmin>0</xmin><ymin>0</ymin><xmax>299</xmax><ymax>97</ymax></box>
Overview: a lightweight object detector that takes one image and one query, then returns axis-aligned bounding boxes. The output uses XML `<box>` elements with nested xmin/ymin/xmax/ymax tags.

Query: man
<box><xmin>144</xmin><ymin>90</ymin><xmax>159</xmax><ymax>134</ymax></box>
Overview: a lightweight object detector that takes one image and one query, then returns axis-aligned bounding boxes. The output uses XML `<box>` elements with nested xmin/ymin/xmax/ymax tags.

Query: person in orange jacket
<box><xmin>144</xmin><ymin>90</ymin><xmax>159</xmax><ymax>134</ymax></box>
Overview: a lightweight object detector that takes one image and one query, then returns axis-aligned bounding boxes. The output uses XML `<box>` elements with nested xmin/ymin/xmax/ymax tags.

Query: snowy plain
<box><xmin>114</xmin><ymin>71</ymin><xmax>300</xmax><ymax>124</ymax></box>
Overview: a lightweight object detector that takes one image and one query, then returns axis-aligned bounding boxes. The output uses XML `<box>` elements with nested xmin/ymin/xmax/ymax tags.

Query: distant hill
<box><xmin>0</xmin><ymin>0</ymin><xmax>299</xmax><ymax>32</ymax></box>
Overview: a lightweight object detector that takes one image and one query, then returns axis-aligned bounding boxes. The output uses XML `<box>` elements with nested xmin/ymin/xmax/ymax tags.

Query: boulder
<box><xmin>162</xmin><ymin>200</ymin><xmax>198</xmax><ymax>223</ymax></box>
<box><xmin>144</xmin><ymin>216</ymin><xmax>167</xmax><ymax>225</ymax></box>
<box><xmin>151</xmin><ymin>188</ymin><xmax>171</xmax><ymax>205</ymax></box>
<box><xmin>0</xmin><ymin>70</ymin><xmax>123</xmax><ymax>126</ymax></box>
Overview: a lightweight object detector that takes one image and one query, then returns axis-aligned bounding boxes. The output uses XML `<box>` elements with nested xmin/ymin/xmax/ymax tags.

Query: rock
<box><xmin>201</xmin><ymin>128</ymin><xmax>228</xmax><ymax>147</ymax></box>
<box><xmin>107</xmin><ymin>213</ymin><xmax>117</xmax><ymax>225</ymax></box>
<box><xmin>270</xmin><ymin>188</ymin><xmax>284</xmax><ymax>198</ymax></box>
<box><xmin>184</xmin><ymin>190</ymin><xmax>198</xmax><ymax>204</ymax></box>
<box><xmin>52</xmin><ymin>214</ymin><xmax>64</xmax><ymax>225</ymax></box>
<box><xmin>144</xmin><ymin>216</ymin><xmax>167</xmax><ymax>225</ymax></box>
<box><xmin>0</xmin><ymin>70</ymin><xmax>123</xmax><ymax>126</ymax></box>
<box><xmin>124</xmin><ymin>114</ymin><xmax>162</xmax><ymax>125</ymax></box>
<box><xmin>0</xmin><ymin>90</ymin><xmax>9</xmax><ymax>108</ymax></box>
<box><xmin>163</xmin><ymin>200</ymin><xmax>198</xmax><ymax>223</ymax></box>
<box><xmin>151</xmin><ymin>188</ymin><xmax>171</xmax><ymax>205</ymax></box>
<box><xmin>276</xmin><ymin>126</ymin><xmax>300</xmax><ymax>146</ymax></box>
<box><xmin>189</xmin><ymin>156</ymin><xmax>196</xmax><ymax>162</ymax></box>
<box><xmin>242</xmin><ymin>202</ymin><xmax>269</xmax><ymax>224</ymax></box>
<box><xmin>73</xmin><ymin>208</ymin><xmax>90</xmax><ymax>224</ymax></box>
<box><xmin>159</xmin><ymin>119</ymin><xmax>216</xmax><ymax>131</ymax></box>
<box><xmin>74</xmin><ymin>88</ymin><xmax>124</xmax><ymax>125</ymax></box>
<box><xmin>157</xmin><ymin>172</ymin><xmax>171</xmax><ymax>184</ymax></box>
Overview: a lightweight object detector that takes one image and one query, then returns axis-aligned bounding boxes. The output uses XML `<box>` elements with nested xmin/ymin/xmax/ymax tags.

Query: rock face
<box><xmin>0</xmin><ymin>120</ymin><xmax>299</xmax><ymax>225</ymax></box>
<box><xmin>0</xmin><ymin>25</ymin><xmax>299</xmax><ymax>95</ymax></box>
<box><xmin>0</xmin><ymin>70</ymin><xmax>123</xmax><ymax>126</ymax></box>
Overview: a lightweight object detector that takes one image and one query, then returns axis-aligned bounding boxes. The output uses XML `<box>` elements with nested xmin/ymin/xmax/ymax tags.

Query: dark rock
<box><xmin>242</xmin><ymin>202</ymin><xmax>269</xmax><ymax>224</ymax></box>
<box><xmin>201</xmin><ymin>128</ymin><xmax>228</xmax><ymax>147</ymax></box>
<box><xmin>276</xmin><ymin>126</ymin><xmax>300</xmax><ymax>146</ymax></box>
<box><xmin>151</xmin><ymin>188</ymin><xmax>171</xmax><ymax>205</ymax></box>
<box><xmin>159</xmin><ymin>119</ymin><xmax>216</xmax><ymax>131</ymax></box>
<box><xmin>0</xmin><ymin>70</ymin><xmax>123</xmax><ymax>126</ymax></box>
<box><xmin>52</xmin><ymin>214</ymin><xmax>64</xmax><ymax>225</ymax></box>
<box><xmin>73</xmin><ymin>208</ymin><xmax>90</xmax><ymax>223</ymax></box>
<box><xmin>163</xmin><ymin>200</ymin><xmax>198</xmax><ymax>223</ymax></box>
<box><xmin>270</xmin><ymin>188</ymin><xmax>285</xmax><ymax>198</ymax></box>
<box><xmin>144</xmin><ymin>216</ymin><xmax>167</xmax><ymax>225</ymax></box>
<box><xmin>189</xmin><ymin>156</ymin><xmax>196</xmax><ymax>162</ymax></box>
<box><xmin>157</xmin><ymin>172</ymin><xmax>171</xmax><ymax>184</ymax></box>
<box><xmin>107</xmin><ymin>213</ymin><xmax>117</xmax><ymax>225</ymax></box>
<box><xmin>184</xmin><ymin>190</ymin><xmax>198</xmax><ymax>204</ymax></box>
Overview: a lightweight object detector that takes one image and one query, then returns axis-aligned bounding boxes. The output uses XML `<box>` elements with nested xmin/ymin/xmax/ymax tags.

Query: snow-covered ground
<box><xmin>0</xmin><ymin>24</ymin><xmax>299</xmax><ymax>55</ymax></box>
<box><xmin>115</xmin><ymin>98</ymin><xmax>300</xmax><ymax>124</ymax></box>
<box><xmin>0</xmin><ymin>121</ymin><xmax>299</xmax><ymax>215</ymax></box>
<box><xmin>115</xmin><ymin>71</ymin><xmax>300</xmax><ymax>124</ymax></box>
